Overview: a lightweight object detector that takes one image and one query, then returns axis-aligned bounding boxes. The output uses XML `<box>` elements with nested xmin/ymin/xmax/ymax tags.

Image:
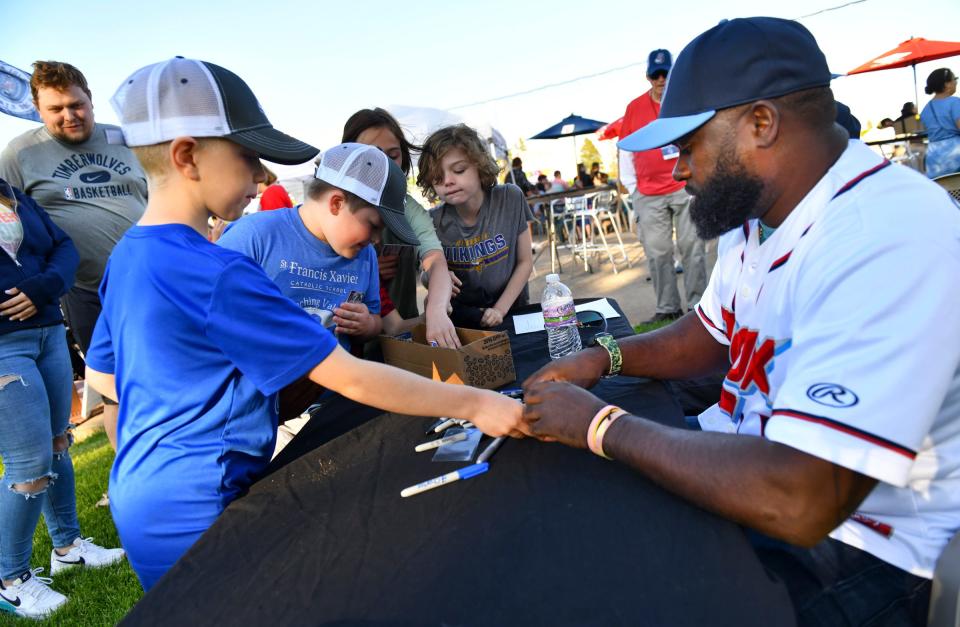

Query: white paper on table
<box><xmin>511</xmin><ymin>298</ymin><xmax>622</xmax><ymax>335</ymax></box>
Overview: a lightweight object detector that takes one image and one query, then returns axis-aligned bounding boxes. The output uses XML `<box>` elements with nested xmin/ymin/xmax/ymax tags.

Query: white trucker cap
<box><xmin>110</xmin><ymin>56</ymin><xmax>318</xmax><ymax>165</ymax></box>
<box><xmin>315</xmin><ymin>143</ymin><xmax>418</xmax><ymax>246</ymax></box>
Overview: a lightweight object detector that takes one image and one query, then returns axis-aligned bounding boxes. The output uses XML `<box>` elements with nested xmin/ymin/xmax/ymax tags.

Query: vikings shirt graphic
<box><xmin>444</xmin><ymin>232</ymin><xmax>509</xmax><ymax>272</ymax></box>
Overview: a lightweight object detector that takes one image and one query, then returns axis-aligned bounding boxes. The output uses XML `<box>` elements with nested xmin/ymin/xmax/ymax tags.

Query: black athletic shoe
<box><xmin>642</xmin><ymin>311</ymin><xmax>682</xmax><ymax>325</ymax></box>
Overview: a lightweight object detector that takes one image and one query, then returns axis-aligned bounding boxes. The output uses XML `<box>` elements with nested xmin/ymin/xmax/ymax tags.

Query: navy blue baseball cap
<box><xmin>647</xmin><ymin>49</ymin><xmax>672</xmax><ymax>76</ymax></box>
<box><xmin>619</xmin><ymin>17</ymin><xmax>832</xmax><ymax>152</ymax></box>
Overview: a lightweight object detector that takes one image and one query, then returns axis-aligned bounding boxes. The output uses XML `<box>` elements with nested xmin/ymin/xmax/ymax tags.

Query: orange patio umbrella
<box><xmin>847</xmin><ymin>37</ymin><xmax>960</xmax><ymax>106</ymax></box>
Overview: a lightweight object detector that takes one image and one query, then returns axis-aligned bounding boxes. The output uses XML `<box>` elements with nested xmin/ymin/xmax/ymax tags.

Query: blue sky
<box><xmin>3</xmin><ymin>0</ymin><xmax>959</xmax><ymax>179</ymax></box>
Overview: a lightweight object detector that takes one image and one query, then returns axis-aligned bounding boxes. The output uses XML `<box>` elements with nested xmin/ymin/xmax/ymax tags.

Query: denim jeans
<box><xmin>0</xmin><ymin>325</ymin><xmax>80</xmax><ymax>580</ymax></box>
<box><xmin>749</xmin><ymin>531</ymin><xmax>931</xmax><ymax>626</ymax></box>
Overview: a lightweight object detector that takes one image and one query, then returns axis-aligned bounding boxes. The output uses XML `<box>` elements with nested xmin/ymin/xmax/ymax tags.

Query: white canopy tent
<box><xmin>386</xmin><ymin>105</ymin><xmax>509</xmax><ymax>163</ymax></box>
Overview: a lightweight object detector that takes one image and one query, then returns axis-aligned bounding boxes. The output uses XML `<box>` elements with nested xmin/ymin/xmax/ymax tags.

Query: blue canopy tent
<box><xmin>530</xmin><ymin>113</ymin><xmax>607</xmax><ymax>175</ymax></box>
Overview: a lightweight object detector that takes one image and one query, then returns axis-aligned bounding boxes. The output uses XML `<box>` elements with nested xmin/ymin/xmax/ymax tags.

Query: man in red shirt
<box><xmin>619</xmin><ymin>49</ymin><xmax>706</xmax><ymax>324</ymax></box>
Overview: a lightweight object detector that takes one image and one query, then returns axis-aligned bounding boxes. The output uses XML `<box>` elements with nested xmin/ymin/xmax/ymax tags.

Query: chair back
<box><xmin>933</xmin><ymin>173</ymin><xmax>960</xmax><ymax>208</ymax></box>
<box><xmin>928</xmin><ymin>531</ymin><xmax>960</xmax><ymax>627</ymax></box>
<box><xmin>565</xmin><ymin>195</ymin><xmax>591</xmax><ymax>213</ymax></box>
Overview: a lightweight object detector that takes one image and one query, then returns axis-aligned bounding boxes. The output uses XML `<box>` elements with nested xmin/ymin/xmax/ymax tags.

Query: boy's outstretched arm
<box><xmin>421</xmin><ymin>249</ymin><xmax>460</xmax><ymax>348</ymax></box>
<box><xmin>85</xmin><ymin>365</ymin><xmax>118</xmax><ymax>403</ymax></box>
<box><xmin>484</xmin><ymin>225</ymin><xmax>533</xmax><ymax>327</ymax></box>
<box><xmin>308</xmin><ymin>345</ymin><xmax>527</xmax><ymax>438</ymax></box>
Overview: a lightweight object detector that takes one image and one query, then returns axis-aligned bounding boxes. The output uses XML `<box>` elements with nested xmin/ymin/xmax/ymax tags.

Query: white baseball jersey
<box><xmin>695</xmin><ymin>140</ymin><xmax>960</xmax><ymax>578</ymax></box>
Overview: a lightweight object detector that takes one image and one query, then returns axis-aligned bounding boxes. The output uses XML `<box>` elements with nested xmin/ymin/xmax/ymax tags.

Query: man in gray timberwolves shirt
<box><xmin>0</xmin><ymin>61</ymin><xmax>146</xmax><ymax>456</ymax></box>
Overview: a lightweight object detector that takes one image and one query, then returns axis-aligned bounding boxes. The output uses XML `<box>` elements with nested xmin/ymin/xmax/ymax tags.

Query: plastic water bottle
<box><xmin>542</xmin><ymin>274</ymin><xmax>582</xmax><ymax>360</ymax></box>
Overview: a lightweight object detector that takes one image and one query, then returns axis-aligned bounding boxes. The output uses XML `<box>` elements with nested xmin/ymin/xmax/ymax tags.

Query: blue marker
<box><xmin>499</xmin><ymin>388</ymin><xmax>523</xmax><ymax>398</ymax></box>
<box><xmin>400</xmin><ymin>463</ymin><xmax>489</xmax><ymax>498</ymax></box>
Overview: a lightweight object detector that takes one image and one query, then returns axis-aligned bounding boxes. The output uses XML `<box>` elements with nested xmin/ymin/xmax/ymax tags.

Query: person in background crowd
<box><xmin>506</xmin><ymin>156</ymin><xmax>536</xmax><ymax>196</ymax></box>
<box><xmin>619</xmin><ymin>48</ymin><xmax>706</xmax><ymax>324</ymax></box>
<box><xmin>893</xmin><ymin>101</ymin><xmax>927</xmax><ymax>170</ymax></box>
<box><xmin>257</xmin><ymin>166</ymin><xmax>293</xmax><ymax>211</ymax></box>
<box><xmin>535</xmin><ymin>173</ymin><xmax>549</xmax><ymax>193</ymax></box>
<box><xmin>893</xmin><ymin>101</ymin><xmax>922</xmax><ymax>134</ymax></box>
<box><xmin>0</xmin><ymin>61</ymin><xmax>147</xmax><ymax>472</ymax></box>
<box><xmin>550</xmin><ymin>170</ymin><xmax>568</xmax><ymax>192</ymax></box>
<box><xmin>920</xmin><ymin>68</ymin><xmax>960</xmax><ymax>178</ymax></box>
<box><xmin>590</xmin><ymin>162</ymin><xmax>606</xmax><ymax>186</ymax></box>
<box><xmin>574</xmin><ymin>162</ymin><xmax>594</xmax><ymax>189</ymax></box>
<box><xmin>342</xmin><ymin>108</ymin><xmax>460</xmax><ymax>348</ymax></box>
<box><xmin>0</xmin><ymin>179</ymin><xmax>124</xmax><ymax>620</ymax></box>
<box><xmin>834</xmin><ymin>101</ymin><xmax>861</xmax><ymax>139</ymax></box>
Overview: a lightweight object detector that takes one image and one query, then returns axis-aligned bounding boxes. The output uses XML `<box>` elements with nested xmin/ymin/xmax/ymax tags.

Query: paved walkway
<box><xmin>526</xmin><ymin>227</ymin><xmax>717</xmax><ymax>327</ymax></box>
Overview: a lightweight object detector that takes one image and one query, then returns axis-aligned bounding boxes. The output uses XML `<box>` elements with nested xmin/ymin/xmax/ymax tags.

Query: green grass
<box><xmin>633</xmin><ymin>318</ymin><xmax>675</xmax><ymax>334</ymax></box>
<box><xmin>0</xmin><ymin>431</ymin><xmax>141</xmax><ymax>626</ymax></box>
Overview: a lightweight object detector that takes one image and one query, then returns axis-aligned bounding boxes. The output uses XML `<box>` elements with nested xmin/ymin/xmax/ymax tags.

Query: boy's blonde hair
<box><xmin>131</xmin><ymin>138</ymin><xmax>218</xmax><ymax>179</ymax></box>
<box><xmin>416</xmin><ymin>124</ymin><xmax>500</xmax><ymax>203</ymax></box>
<box><xmin>131</xmin><ymin>143</ymin><xmax>173</xmax><ymax>178</ymax></box>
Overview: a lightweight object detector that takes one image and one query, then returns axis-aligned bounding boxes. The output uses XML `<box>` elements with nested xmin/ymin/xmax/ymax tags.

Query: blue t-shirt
<box><xmin>86</xmin><ymin>223</ymin><xmax>337</xmax><ymax>589</ymax></box>
<box><xmin>217</xmin><ymin>207</ymin><xmax>380</xmax><ymax>351</ymax></box>
<box><xmin>920</xmin><ymin>97</ymin><xmax>960</xmax><ymax>142</ymax></box>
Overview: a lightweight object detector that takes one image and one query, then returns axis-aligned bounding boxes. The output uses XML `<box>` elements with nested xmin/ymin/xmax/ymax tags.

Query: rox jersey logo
<box><xmin>716</xmin><ymin>306</ymin><xmax>789</xmax><ymax>421</ymax></box>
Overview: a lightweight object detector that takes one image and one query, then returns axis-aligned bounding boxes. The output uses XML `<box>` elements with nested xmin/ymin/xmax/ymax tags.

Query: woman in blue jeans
<box><xmin>0</xmin><ymin>179</ymin><xmax>124</xmax><ymax>619</ymax></box>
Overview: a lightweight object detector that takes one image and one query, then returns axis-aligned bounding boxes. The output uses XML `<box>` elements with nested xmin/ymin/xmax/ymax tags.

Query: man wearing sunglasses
<box><xmin>619</xmin><ymin>49</ymin><xmax>707</xmax><ymax>325</ymax></box>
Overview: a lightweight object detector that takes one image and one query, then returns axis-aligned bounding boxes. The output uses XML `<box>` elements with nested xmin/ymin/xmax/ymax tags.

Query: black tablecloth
<box><xmin>123</xmin><ymin>300</ymin><xmax>795</xmax><ymax>626</ymax></box>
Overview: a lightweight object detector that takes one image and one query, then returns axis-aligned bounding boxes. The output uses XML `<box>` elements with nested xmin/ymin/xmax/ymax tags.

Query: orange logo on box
<box><xmin>431</xmin><ymin>362</ymin><xmax>465</xmax><ymax>386</ymax></box>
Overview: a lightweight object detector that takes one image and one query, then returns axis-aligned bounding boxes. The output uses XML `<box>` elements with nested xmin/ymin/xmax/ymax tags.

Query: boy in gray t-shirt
<box><xmin>419</xmin><ymin>124</ymin><xmax>534</xmax><ymax>329</ymax></box>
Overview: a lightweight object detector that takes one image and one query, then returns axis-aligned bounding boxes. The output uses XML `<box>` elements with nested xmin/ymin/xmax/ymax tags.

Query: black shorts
<box><xmin>61</xmin><ymin>286</ymin><xmax>117</xmax><ymax>405</ymax></box>
<box><xmin>61</xmin><ymin>285</ymin><xmax>101</xmax><ymax>354</ymax></box>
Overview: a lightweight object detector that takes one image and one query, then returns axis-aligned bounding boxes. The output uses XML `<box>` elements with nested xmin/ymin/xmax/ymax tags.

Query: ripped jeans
<box><xmin>0</xmin><ymin>325</ymin><xmax>79</xmax><ymax>580</ymax></box>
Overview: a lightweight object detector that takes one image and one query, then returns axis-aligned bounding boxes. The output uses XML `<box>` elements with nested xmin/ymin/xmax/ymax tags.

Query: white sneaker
<box><xmin>0</xmin><ymin>568</ymin><xmax>67</xmax><ymax>619</ymax></box>
<box><xmin>50</xmin><ymin>537</ymin><xmax>125</xmax><ymax>575</ymax></box>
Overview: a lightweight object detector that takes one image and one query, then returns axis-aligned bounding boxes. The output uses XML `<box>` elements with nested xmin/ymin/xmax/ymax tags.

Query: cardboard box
<box><xmin>380</xmin><ymin>325</ymin><xmax>516</xmax><ymax>389</ymax></box>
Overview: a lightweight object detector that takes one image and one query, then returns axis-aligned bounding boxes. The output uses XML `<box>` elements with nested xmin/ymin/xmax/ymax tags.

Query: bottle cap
<box><xmin>546</xmin><ymin>273</ymin><xmax>560</xmax><ymax>283</ymax></box>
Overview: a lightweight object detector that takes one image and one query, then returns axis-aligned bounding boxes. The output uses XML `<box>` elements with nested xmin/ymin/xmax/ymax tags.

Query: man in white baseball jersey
<box><xmin>522</xmin><ymin>17</ymin><xmax>960</xmax><ymax>625</ymax></box>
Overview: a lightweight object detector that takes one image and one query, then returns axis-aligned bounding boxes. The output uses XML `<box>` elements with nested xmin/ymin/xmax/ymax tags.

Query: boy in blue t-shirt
<box><xmin>218</xmin><ymin>143</ymin><xmax>422</xmax><ymax>353</ymax></box>
<box><xmin>84</xmin><ymin>57</ymin><xmax>525</xmax><ymax>591</ymax></box>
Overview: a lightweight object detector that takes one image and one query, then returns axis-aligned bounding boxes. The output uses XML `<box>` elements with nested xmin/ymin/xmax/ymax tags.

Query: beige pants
<box><xmin>632</xmin><ymin>189</ymin><xmax>707</xmax><ymax>313</ymax></box>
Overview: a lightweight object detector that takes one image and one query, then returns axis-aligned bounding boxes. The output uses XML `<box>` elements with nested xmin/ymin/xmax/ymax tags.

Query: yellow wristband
<box><xmin>594</xmin><ymin>408</ymin><xmax>628</xmax><ymax>460</ymax></box>
<box><xmin>586</xmin><ymin>405</ymin><xmax>618</xmax><ymax>454</ymax></box>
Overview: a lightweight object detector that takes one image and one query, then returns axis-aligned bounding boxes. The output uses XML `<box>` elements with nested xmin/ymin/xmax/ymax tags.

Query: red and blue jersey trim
<box><xmin>764</xmin><ymin>160</ymin><xmax>891</xmax><ymax>274</ymax></box>
<box><xmin>771</xmin><ymin>408</ymin><xmax>916</xmax><ymax>460</ymax></box>
<box><xmin>830</xmin><ymin>160</ymin><xmax>891</xmax><ymax>201</ymax></box>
